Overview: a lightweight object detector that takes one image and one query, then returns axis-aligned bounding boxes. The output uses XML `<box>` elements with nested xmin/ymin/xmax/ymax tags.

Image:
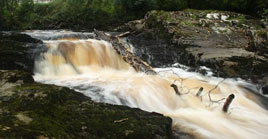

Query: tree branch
<box><xmin>223</xmin><ymin>94</ymin><xmax>235</xmax><ymax>113</ymax></box>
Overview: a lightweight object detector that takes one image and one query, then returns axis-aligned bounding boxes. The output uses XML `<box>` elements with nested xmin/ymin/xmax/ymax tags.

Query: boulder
<box><xmin>262</xmin><ymin>86</ymin><xmax>268</xmax><ymax>95</ymax></box>
<box><xmin>0</xmin><ymin>70</ymin><xmax>173</xmax><ymax>138</ymax></box>
<box><xmin>117</xmin><ymin>9</ymin><xmax>268</xmax><ymax>85</ymax></box>
<box><xmin>0</xmin><ymin>32</ymin><xmax>44</xmax><ymax>74</ymax></box>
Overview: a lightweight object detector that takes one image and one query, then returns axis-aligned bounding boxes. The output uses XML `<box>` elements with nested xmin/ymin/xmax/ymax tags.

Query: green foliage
<box><xmin>258</xmin><ymin>8</ymin><xmax>268</xmax><ymax>19</ymax></box>
<box><xmin>0</xmin><ymin>0</ymin><xmax>267</xmax><ymax>31</ymax></box>
<box><xmin>156</xmin><ymin>0</ymin><xmax>188</xmax><ymax>11</ymax></box>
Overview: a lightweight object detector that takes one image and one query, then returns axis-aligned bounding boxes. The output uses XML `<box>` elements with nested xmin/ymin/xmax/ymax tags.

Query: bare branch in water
<box><xmin>208</xmin><ymin>79</ymin><xmax>226</xmax><ymax>104</ymax></box>
<box><xmin>212</xmin><ymin>98</ymin><xmax>226</xmax><ymax>104</ymax></box>
<box><xmin>181</xmin><ymin>86</ymin><xmax>199</xmax><ymax>95</ymax></box>
<box><xmin>223</xmin><ymin>94</ymin><xmax>235</xmax><ymax>113</ymax></box>
<box><xmin>196</xmin><ymin>87</ymin><xmax>204</xmax><ymax>97</ymax></box>
<box><xmin>171</xmin><ymin>84</ymin><xmax>181</xmax><ymax>95</ymax></box>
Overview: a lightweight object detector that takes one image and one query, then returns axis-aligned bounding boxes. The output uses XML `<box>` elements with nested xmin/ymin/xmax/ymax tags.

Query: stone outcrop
<box><xmin>0</xmin><ymin>70</ymin><xmax>173</xmax><ymax>138</ymax></box>
<box><xmin>0</xmin><ymin>32</ymin><xmax>44</xmax><ymax>74</ymax></box>
<box><xmin>94</xmin><ymin>30</ymin><xmax>156</xmax><ymax>74</ymax></box>
<box><xmin>0</xmin><ymin>33</ymin><xmax>173</xmax><ymax>138</ymax></box>
<box><xmin>116</xmin><ymin>9</ymin><xmax>268</xmax><ymax>87</ymax></box>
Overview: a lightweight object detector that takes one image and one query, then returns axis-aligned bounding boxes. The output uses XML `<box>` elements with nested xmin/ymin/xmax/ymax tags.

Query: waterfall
<box><xmin>32</xmin><ymin>31</ymin><xmax>268</xmax><ymax>139</ymax></box>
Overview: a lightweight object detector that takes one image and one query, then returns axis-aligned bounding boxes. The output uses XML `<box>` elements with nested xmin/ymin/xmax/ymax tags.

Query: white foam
<box><xmin>33</xmin><ymin>39</ymin><xmax>268</xmax><ymax>139</ymax></box>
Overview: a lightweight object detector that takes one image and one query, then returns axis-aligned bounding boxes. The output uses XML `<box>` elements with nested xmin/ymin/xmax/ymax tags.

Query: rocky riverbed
<box><xmin>1</xmin><ymin>9</ymin><xmax>268</xmax><ymax>138</ymax></box>
<box><xmin>0</xmin><ymin>32</ymin><xmax>174</xmax><ymax>138</ymax></box>
<box><xmin>116</xmin><ymin>9</ymin><xmax>268</xmax><ymax>92</ymax></box>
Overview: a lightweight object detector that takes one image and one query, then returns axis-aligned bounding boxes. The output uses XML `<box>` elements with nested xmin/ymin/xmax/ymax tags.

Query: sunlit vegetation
<box><xmin>0</xmin><ymin>0</ymin><xmax>267</xmax><ymax>30</ymax></box>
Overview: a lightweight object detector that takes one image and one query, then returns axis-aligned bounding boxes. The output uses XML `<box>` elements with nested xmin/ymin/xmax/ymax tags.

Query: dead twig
<box><xmin>208</xmin><ymin>79</ymin><xmax>226</xmax><ymax>104</ymax></box>
<box><xmin>212</xmin><ymin>98</ymin><xmax>226</xmax><ymax>104</ymax></box>
<box><xmin>114</xmin><ymin>118</ymin><xmax>128</xmax><ymax>124</ymax></box>
<box><xmin>180</xmin><ymin>86</ymin><xmax>199</xmax><ymax>95</ymax></box>
<box><xmin>115</xmin><ymin>31</ymin><xmax>131</xmax><ymax>38</ymax></box>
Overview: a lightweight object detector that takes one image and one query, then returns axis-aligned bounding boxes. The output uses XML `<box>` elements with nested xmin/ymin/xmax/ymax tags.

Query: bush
<box><xmin>0</xmin><ymin>0</ymin><xmax>267</xmax><ymax>31</ymax></box>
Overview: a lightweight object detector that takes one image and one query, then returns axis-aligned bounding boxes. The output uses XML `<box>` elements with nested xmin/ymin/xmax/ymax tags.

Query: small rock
<box><xmin>81</xmin><ymin>126</ymin><xmax>87</xmax><ymax>130</ymax></box>
<box><xmin>2</xmin><ymin>97</ymin><xmax>11</xmax><ymax>102</ymax></box>
<box><xmin>15</xmin><ymin>113</ymin><xmax>33</xmax><ymax>124</ymax></box>
<box><xmin>199</xmin><ymin>69</ymin><xmax>207</xmax><ymax>75</ymax></box>
<box><xmin>261</xmin><ymin>86</ymin><xmax>268</xmax><ymax>95</ymax></box>
<box><xmin>125</xmin><ymin>130</ymin><xmax>134</xmax><ymax>136</ymax></box>
<box><xmin>2</xmin><ymin>126</ymin><xmax>10</xmax><ymax>131</ymax></box>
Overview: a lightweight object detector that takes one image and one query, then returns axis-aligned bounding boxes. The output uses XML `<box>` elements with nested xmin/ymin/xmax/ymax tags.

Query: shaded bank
<box><xmin>0</xmin><ymin>33</ymin><xmax>174</xmax><ymax>138</ymax></box>
<box><xmin>0</xmin><ymin>32</ymin><xmax>43</xmax><ymax>74</ymax></box>
<box><xmin>0</xmin><ymin>0</ymin><xmax>267</xmax><ymax>31</ymax></box>
<box><xmin>117</xmin><ymin>9</ymin><xmax>268</xmax><ymax>87</ymax></box>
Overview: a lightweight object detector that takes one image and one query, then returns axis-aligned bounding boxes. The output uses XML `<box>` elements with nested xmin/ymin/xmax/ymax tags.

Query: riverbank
<box><xmin>0</xmin><ymin>32</ymin><xmax>175</xmax><ymax>138</ymax></box>
<box><xmin>0</xmin><ymin>8</ymin><xmax>268</xmax><ymax>138</ymax></box>
<box><xmin>116</xmin><ymin>9</ymin><xmax>268</xmax><ymax>92</ymax></box>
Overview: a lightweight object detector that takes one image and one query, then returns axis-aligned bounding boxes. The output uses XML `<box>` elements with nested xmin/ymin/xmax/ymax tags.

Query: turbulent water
<box><xmin>29</xmin><ymin>30</ymin><xmax>268</xmax><ymax>139</ymax></box>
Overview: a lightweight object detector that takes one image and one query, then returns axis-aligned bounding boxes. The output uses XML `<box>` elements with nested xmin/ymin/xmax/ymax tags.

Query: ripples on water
<box><xmin>28</xmin><ymin>30</ymin><xmax>268</xmax><ymax>139</ymax></box>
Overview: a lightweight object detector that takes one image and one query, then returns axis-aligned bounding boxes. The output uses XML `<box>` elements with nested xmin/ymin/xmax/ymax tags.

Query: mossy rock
<box><xmin>0</xmin><ymin>32</ymin><xmax>42</xmax><ymax>44</ymax></box>
<box><xmin>0</xmin><ymin>70</ymin><xmax>34</xmax><ymax>84</ymax></box>
<box><xmin>0</xmin><ymin>70</ymin><xmax>173</xmax><ymax>139</ymax></box>
<box><xmin>0</xmin><ymin>32</ymin><xmax>43</xmax><ymax>74</ymax></box>
<box><xmin>126</xmin><ymin>9</ymin><xmax>268</xmax><ymax>83</ymax></box>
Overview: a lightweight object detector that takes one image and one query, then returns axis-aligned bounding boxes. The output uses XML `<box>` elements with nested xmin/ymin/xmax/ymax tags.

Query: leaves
<box><xmin>1</xmin><ymin>0</ymin><xmax>267</xmax><ymax>30</ymax></box>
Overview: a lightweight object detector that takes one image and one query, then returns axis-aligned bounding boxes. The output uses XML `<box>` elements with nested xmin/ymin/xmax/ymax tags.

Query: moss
<box><xmin>183</xmin><ymin>9</ymin><xmax>220</xmax><ymax>18</ymax></box>
<box><xmin>0</xmin><ymin>33</ymin><xmax>42</xmax><ymax>73</ymax></box>
<box><xmin>0</xmin><ymin>71</ymin><xmax>173</xmax><ymax>138</ymax></box>
<box><xmin>229</xmin><ymin>15</ymin><xmax>246</xmax><ymax>24</ymax></box>
<box><xmin>256</xmin><ymin>29</ymin><xmax>268</xmax><ymax>38</ymax></box>
<box><xmin>144</xmin><ymin>11</ymin><xmax>172</xmax><ymax>39</ymax></box>
<box><xmin>0</xmin><ymin>70</ymin><xmax>34</xmax><ymax>84</ymax></box>
<box><xmin>0</xmin><ymin>33</ymin><xmax>41</xmax><ymax>44</ymax></box>
<box><xmin>184</xmin><ymin>9</ymin><xmax>217</xmax><ymax>13</ymax></box>
<box><xmin>144</xmin><ymin>10</ymin><xmax>197</xmax><ymax>40</ymax></box>
<box><xmin>224</xmin><ymin>56</ymin><xmax>268</xmax><ymax>77</ymax></box>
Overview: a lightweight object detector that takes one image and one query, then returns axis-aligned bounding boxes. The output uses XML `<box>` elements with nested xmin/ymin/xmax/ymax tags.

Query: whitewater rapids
<box><xmin>32</xmin><ymin>35</ymin><xmax>268</xmax><ymax>139</ymax></box>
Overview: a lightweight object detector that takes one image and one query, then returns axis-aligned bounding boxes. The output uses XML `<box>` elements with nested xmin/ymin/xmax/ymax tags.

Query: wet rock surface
<box><xmin>117</xmin><ymin>9</ymin><xmax>268</xmax><ymax>87</ymax></box>
<box><xmin>0</xmin><ymin>32</ymin><xmax>44</xmax><ymax>74</ymax></box>
<box><xmin>0</xmin><ymin>32</ymin><xmax>175</xmax><ymax>138</ymax></box>
<box><xmin>94</xmin><ymin>30</ymin><xmax>157</xmax><ymax>75</ymax></box>
<box><xmin>0</xmin><ymin>70</ymin><xmax>173</xmax><ymax>138</ymax></box>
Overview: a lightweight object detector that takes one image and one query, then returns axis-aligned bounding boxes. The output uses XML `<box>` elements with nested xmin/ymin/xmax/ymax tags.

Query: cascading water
<box><xmin>31</xmin><ymin>31</ymin><xmax>268</xmax><ymax>139</ymax></box>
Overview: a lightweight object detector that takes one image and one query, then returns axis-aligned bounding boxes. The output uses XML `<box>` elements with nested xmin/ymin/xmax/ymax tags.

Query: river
<box><xmin>24</xmin><ymin>30</ymin><xmax>268</xmax><ymax>139</ymax></box>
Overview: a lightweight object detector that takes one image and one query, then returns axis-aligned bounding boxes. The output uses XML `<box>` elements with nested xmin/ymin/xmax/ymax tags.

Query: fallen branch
<box><xmin>94</xmin><ymin>29</ymin><xmax>156</xmax><ymax>75</ymax></box>
<box><xmin>171</xmin><ymin>84</ymin><xmax>181</xmax><ymax>95</ymax></box>
<box><xmin>115</xmin><ymin>31</ymin><xmax>131</xmax><ymax>38</ymax></box>
<box><xmin>114</xmin><ymin>118</ymin><xmax>128</xmax><ymax>124</ymax></box>
<box><xmin>212</xmin><ymin>98</ymin><xmax>226</xmax><ymax>105</ymax></box>
<box><xmin>208</xmin><ymin>79</ymin><xmax>226</xmax><ymax>103</ymax></box>
<box><xmin>196</xmin><ymin>87</ymin><xmax>204</xmax><ymax>97</ymax></box>
<box><xmin>223</xmin><ymin>94</ymin><xmax>235</xmax><ymax>113</ymax></box>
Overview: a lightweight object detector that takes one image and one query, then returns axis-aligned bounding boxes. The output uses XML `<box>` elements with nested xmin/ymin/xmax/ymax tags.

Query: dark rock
<box><xmin>0</xmin><ymin>32</ymin><xmax>42</xmax><ymax>43</ymax></box>
<box><xmin>262</xmin><ymin>86</ymin><xmax>268</xmax><ymax>95</ymax></box>
<box><xmin>118</xmin><ymin>9</ymin><xmax>268</xmax><ymax>83</ymax></box>
<box><xmin>2</xmin><ymin>96</ymin><xmax>11</xmax><ymax>102</ymax></box>
<box><xmin>173</xmin><ymin>130</ymin><xmax>195</xmax><ymax>139</ymax></box>
<box><xmin>0</xmin><ymin>70</ymin><xmax>173</xmax><ymax>138</ymax></box>
<box><xmin>0</xmin><ymin>70</ymin><xmax>34</xmax><ymax>84</ymax></box>
<box><xmin>94</xmin><ymin>30</ymin><xmax>156</xmax><ymax>74</ymax></box>
<box><xmin>0</xmin><ymin>32</ymin><xmax>44</xmax><ymax>74</ymax></box>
